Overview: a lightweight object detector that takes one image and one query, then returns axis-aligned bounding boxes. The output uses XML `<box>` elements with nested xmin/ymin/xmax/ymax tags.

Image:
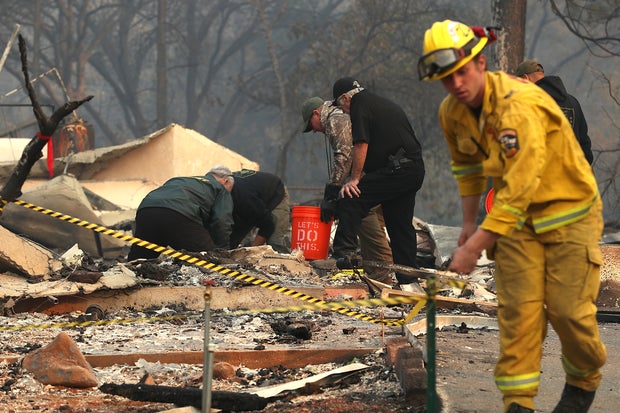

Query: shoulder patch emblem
<box><xmin>499</xmin><ymin>130</ymin><xmax>519</xmax><ymax>158</ymax></box>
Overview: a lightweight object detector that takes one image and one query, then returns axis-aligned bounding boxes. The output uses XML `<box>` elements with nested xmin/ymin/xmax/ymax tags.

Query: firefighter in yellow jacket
<box><xmin>418</xmin><ymin>20</ymin><xmax>605</xmax><ymax>413</ymax></box>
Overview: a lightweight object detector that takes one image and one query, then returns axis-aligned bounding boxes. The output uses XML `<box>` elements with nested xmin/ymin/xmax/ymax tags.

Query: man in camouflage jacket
<box><xmin>302</xmin><ymin>97</ymin><xmax>393</xmax><ymax>283</ymax></box>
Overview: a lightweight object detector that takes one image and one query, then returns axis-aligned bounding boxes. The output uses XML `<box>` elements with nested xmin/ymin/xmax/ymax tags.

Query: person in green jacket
<box><xmin>127</xmin><ymin>165</ymin><xmax>235</xmax><ymax>260</ymax></box>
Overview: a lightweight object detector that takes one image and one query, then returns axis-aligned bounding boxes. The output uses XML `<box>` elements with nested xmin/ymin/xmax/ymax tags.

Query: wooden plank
<box><xmin>0</xmin><ymin>348</ymin><xmax>379</xmax><ymax>369</ymax></box>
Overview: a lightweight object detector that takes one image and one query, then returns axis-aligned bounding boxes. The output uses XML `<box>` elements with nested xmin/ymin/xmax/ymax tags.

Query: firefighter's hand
<box><xmin>458</xmin><ymin>222</ymin><xmax>478</xmax><ymax>246</ymax></box>
<box><xmin>450</xmin><ymin>229</ymin><xmax>500</xmax><ymax>274</ymax></box>
<box><xmin>448</xmin><ymin>244</ymin><xmax>479</xmax><ymax>274</ymax></box>
<box><xmin>340</xmin><ymin>178</ymin><xmax>361</xmax><ymax>198</ymax></box>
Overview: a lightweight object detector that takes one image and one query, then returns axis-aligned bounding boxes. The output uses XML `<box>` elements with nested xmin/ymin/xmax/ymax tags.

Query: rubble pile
<box><xmin>0</xmin><ymin>231</ymin><xmax>500</xmax><ymax>412</ymax></box>
<box><xmin>0</xmin><ymin>125</ymin><xmax>618</xmax><ymax>411</ymax></box>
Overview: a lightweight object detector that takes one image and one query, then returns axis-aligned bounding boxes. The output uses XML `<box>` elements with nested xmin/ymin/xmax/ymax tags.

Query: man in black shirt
<box><xmin>332</xmin><ymin>77</ymin><xmax>425</xmax><ymax>284</ymax></box>
<box><xmin>230</xmin><ymin>169</ymin><xmax>290</xmax><ymax>253</ymax></box>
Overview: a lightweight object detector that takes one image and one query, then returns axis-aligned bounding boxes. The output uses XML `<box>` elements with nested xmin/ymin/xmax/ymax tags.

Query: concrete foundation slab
<box><xmin>12</xmin><ymin>285</ymin><xmax>370</xmax><ymax>315</ymax></box>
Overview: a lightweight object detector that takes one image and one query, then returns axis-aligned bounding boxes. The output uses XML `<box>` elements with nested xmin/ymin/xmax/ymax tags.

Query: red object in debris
<box><xmin>202</xmin><ymin>279</ymin><xmax>216</xmax><ymax>286</ymax></box>
<box><xmin>54</xmin><ymin>120</ymin><xmax>94</xmax><ymax>158</ymax></box>
<box><xmin>290</xmin><ymin>206</ymin><xmax>333</xmax><ymax>260</ymax></box>
<box><xmin>485</xmin><ymin>188</ymin><xmax>495</xmax><ymax>214</ymax></box>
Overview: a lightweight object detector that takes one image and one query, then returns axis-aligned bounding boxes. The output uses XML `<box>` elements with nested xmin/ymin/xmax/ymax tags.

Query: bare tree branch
<box><xmin>549</xmin><ymin>0</ymin><xmax>620</xmax><ymax>57</ymax></box>
<box><xmin>0</xmin><ymin>35</ymin><xmax>93</xmax><ymax>204</ymax></box>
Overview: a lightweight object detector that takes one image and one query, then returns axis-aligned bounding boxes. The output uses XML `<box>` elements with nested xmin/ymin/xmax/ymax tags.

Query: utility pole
<box><xmin>493</xmin><ymin>0</ymin><xmax>527</xmax><ymax>72</ymax></box>
<box><xmin>157</xmin><ymin>0</ymin><xmax>169</xmax><ymax>128</ymax></box>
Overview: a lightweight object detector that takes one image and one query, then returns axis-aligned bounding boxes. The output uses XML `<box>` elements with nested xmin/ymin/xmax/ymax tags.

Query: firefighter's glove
<box><xmin>320</xmin><ymin>199</ymin><xmax>337</xmax><ymax>223</ymax></box>
<box><xmin>320</xmin><ymin>184</ymin><xmax>341</xmax><ymax>223</ymax></box>
<box><xmin>323</xmin><ymin>183</ymin><xmax>341</xmax><ymax>202</ymax></box>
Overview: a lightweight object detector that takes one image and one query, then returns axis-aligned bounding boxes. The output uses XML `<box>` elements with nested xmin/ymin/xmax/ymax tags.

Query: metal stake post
<box><xmin>426</xmin><ymin>275</ymin><xmax>438</xmax><ymax>413</ymax></box>
<box><xmin>202</xmin><ymin>281</ymin><xmax>215</xmax><ymax>413</ymax></box>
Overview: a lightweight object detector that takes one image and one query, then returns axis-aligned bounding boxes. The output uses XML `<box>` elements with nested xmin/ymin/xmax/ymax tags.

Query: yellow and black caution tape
<box><xmin>424</xmin><ymin>272</ymin><xmax>467</xmax><ymax>290</ymax></box>
<box><xmin>0</xmin><ymin>293</ymin><xmax>434</xmax><ymax>332</ymax></box>
<box><xmin>425</xmin><ymin>273</ymin><xmax>467</xmax><ymax>291</ymax></box>
<box><xmin>228</xmin><ymin>294</ymin><xmax>427</xmax><ymax>322</ymax></box>
<box><xmin>6</xmin><ymin>199</ymin><xmax>426</xmax><ymax>327</ymax></box>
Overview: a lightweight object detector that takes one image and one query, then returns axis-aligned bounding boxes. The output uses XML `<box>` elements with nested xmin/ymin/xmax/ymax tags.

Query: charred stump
<box><xmin>99</xmin><ymin>382</ymin><xmax>271</xmax><ymax>411</ymax></box>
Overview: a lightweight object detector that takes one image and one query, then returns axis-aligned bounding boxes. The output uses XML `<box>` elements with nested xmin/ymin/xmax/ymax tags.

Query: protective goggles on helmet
<box><xmin>417</xmin><ymin>47</ymin><xmax>471</xmax><ymax>81</ymax></box>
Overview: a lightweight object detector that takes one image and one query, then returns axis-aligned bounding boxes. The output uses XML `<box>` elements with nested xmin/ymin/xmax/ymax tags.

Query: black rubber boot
<box><xmin>552</xmin><ymin>383</ymin><xmax>595</xmax><ymax>413</ymax></box>
<box><xmin>335</xmin><ymin>253</ymin><xmax>363</xmax><ymax>269</ymax></box>
<box><xmin>507</xmin><ymin>403</ymin><xmax>534</xmax><ymax>413</ymax></box>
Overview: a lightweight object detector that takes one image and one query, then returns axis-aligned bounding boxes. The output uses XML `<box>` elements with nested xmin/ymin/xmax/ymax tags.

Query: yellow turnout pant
<box><xmin>493</xmin><ymin>200</ymin><xmax>606</xmax><ymax>412</ymax></box>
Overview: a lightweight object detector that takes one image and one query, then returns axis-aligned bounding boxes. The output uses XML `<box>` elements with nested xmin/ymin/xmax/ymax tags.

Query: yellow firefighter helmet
<box><xmin>418</xmin><ymin>20</ymin><xmax>489</xmax><ymax>81</ymax></box>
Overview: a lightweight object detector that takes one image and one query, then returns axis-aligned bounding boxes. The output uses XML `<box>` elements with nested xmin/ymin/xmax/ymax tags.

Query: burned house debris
<box><xmin>1</xmin><ymin>35</ymin><xmax>620</xmax><ymax>413</ymax></box>
<box><xmin>1</xmin><ymin>137</ymin><xmax>619</xmax><ymax>411</ymax></box>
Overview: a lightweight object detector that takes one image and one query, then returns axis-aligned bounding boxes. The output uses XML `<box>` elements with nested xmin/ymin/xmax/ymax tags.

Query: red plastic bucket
<box><xmin>485</xmin><ymin>188</ymin><xmax>495</xmax><ymax>214</ymax></box>
<box><xmin>290</xmin><ymin>206</ymin><xmax>332</xmax><ymax>260</ymax></box>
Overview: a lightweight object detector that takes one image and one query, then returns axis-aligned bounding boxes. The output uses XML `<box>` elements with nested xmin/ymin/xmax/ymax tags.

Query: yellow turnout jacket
<box><xmin>438</xmin><ymin>71</ymin><xmax>598</xmax><ymax>236</ymax></box>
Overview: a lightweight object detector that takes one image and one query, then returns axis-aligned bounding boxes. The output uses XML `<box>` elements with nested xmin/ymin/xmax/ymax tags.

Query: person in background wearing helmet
<box><xmin>331</xmin><ymin>78</ymin><xmax>425</xmax><ymax>286</ymax></box>
<box><xmin>229</xmin><ymin>169</ymin><xmax>290</xmax><ymax>254</ymax></box>
<box><xmin>515</xmin><ymin>59</ymin><xmax>594</xmax><ymax>164</ymax></box>
<box><xmin>301</xmin><ymin>96</ymin><xmax>394</xmax><ymax>284</ymax></box>
<box><xmin>127</xmin><ymin>165</ymin><xmax>235</xmax><ymax>260</ymax></box>
<box><xmin>418</xmin><ymin>20</ymin><xmax>605</xmax><ymax>413</ymax></box>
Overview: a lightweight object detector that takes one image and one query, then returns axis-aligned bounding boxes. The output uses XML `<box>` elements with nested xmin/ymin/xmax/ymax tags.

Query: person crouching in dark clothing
<box><xmin>127</xmin><ymin>165</ymin><xmax>234</xmax><ymax>261</ymax></box>
<box><xmin>229</xmin><ymin>169</ymin><xmax>291</xmax><ymax>253</ymax></box>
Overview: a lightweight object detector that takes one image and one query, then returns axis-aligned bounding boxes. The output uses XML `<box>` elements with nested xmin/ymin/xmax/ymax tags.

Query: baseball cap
<box><xmin>515</xmin><ymin>59</ymin><xmax>544</xmax><ymax>77</ymax></box>
<box><xmin>332</xmin><ymin>77</ymin><xmax>362</xmax><ymax>100</ymax></box>
<box><xmin>301</xmin><ymin>96</ymin><xmax>324</xmax><ymax>133</ymax></box>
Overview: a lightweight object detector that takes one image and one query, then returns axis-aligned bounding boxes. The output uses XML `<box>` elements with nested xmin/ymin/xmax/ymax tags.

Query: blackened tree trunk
<box><xmin>156</xmin><ymin>0</ymin><xmax>168</xmax><ymax>128</ymax></box>
<box><xmin>493</xmin><ymin>0</ymin><xmax>527</xmax><ymax>72</ymax></box>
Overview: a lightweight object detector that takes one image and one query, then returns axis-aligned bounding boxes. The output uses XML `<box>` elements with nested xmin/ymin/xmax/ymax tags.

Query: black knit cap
<box><xmin>332</xmin><ymin>77</ymin><xmax>362</xmax><ymax>100</ymax></box>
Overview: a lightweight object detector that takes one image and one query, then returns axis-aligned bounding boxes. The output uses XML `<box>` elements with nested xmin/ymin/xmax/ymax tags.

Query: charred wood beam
<box><xmin>0</xmin><ymin>35</ymin><xmax>93</xmax><ymax>204</ymax></box>
<box><xmin>99</xmin><ymin>383</ymin><xmax>271</xmax><ymax>411</ymax></box>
